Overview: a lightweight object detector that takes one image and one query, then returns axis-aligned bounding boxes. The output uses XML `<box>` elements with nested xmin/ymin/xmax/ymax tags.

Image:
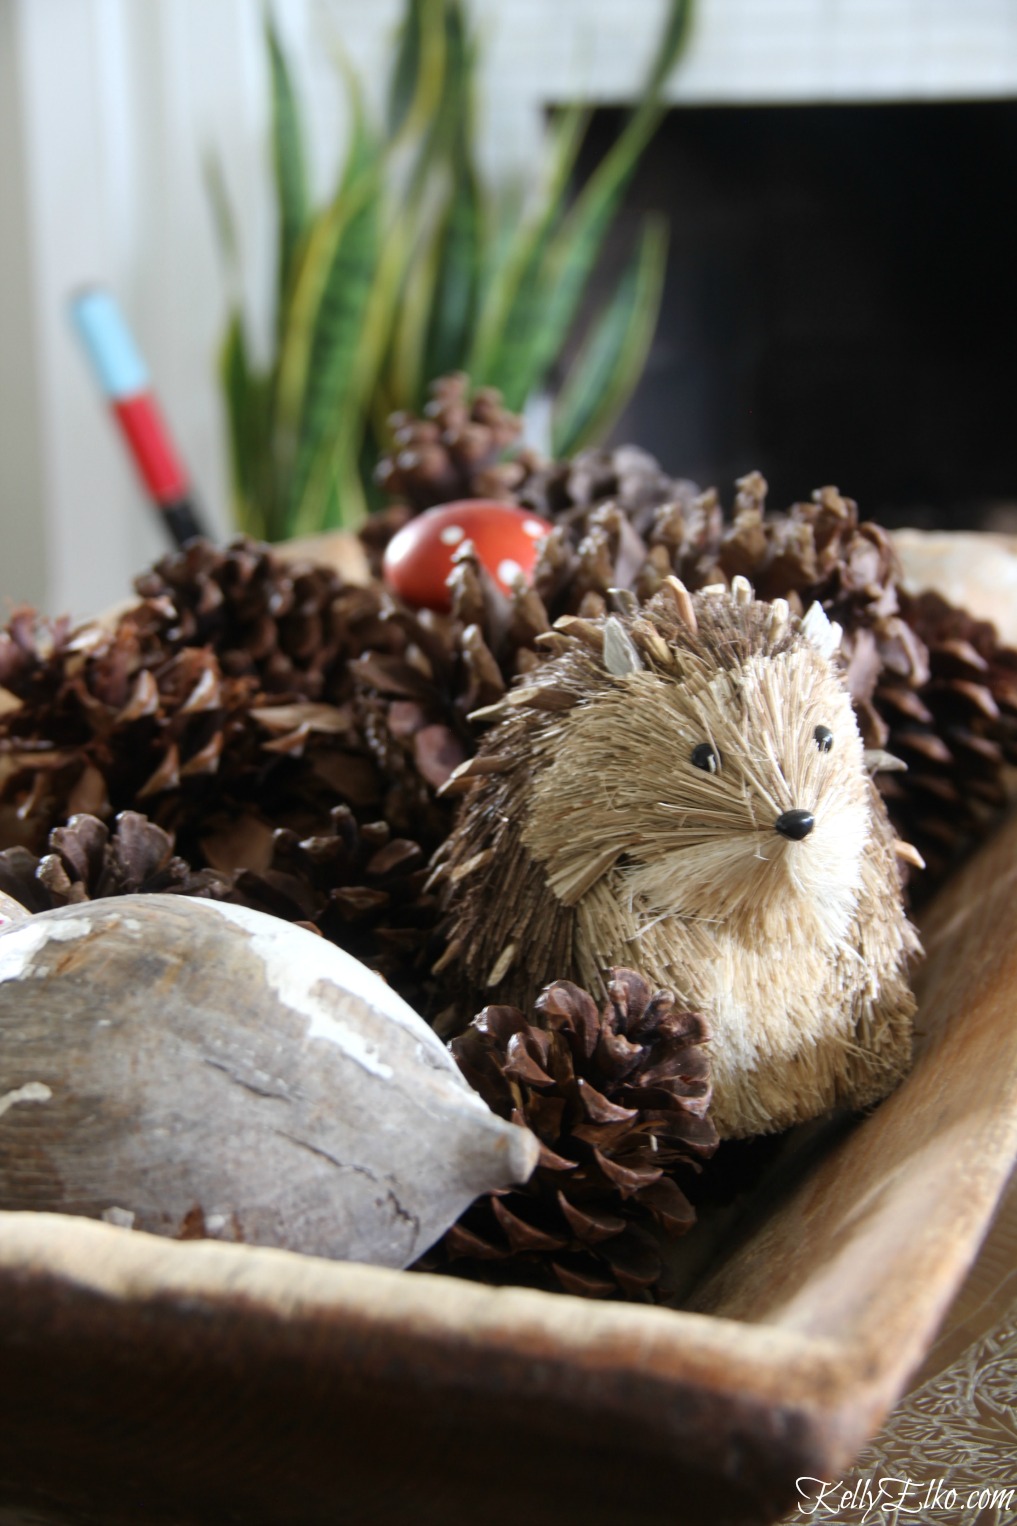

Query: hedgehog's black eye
<box><xmin>691</xmin><ymin>742</ymin><xmax>721</xmax><ymax>774</ymax></box>
<box><xmin>814</xmin><ymin>725</ymin><xmax>834</xmax><ymax>753</ymax></box>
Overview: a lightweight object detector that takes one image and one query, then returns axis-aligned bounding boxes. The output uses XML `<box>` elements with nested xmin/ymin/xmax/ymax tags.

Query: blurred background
<box><xmin>2</xmin><ymin>0</ymin><xmax>1016</xmax><ymax>620</ymax></box>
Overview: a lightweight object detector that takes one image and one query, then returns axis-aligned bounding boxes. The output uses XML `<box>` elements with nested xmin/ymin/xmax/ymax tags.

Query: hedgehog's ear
<box><xmin>603</xmin><ymin>616</ymin><xmax>644</xmax><ymax>676</ymax></box>
<box><xmin>800</xmin><ymin>602</ymin><xmax>843</xmax><ymax>661</ymax></box>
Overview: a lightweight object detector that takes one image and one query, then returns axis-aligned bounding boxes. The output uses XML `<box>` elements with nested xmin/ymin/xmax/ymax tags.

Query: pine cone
<box><xmin>424</xmin><ymin>969</ymin><xmax>717</xmax><ymax>1300</ymax></box>
<box><xmin>0</xmin><ymin>605</ymin><xmax>256</xmax><ymax>856</ymax></box>
<box><xmin>225</xmin><ymin>805</ymin><xmax>439</xmax><ymax>1009</ymax></box>
<box><xmin>372</xmin><ymin>371</ymin><xmax>700</xmax><ymax>563</ymax></box>
<box><xmin>522</xmin><ymin>443</ymin><xmax>699</xmax><ymax>538</ymax></box>
<box><xmin>0</xmin><ymin>546</ymin><xmax>466</xmax><ymax>1010</ymax></box>
<box><xmin>0</xmin><ymin>543</ymin><xmax>440</xmax><ymax>850</ymax></box>
<box><xmin>1</xmin><ymin>534</ymin><xmax>552</xmax><ymax>1011</ymax></box>
<box><xmin>0</xmin><ymin>810</ymin><xmax>226</xmax><ymax>914</ymax></box>
<box><xmin>133</xmin><ymin>537</ymin><xmax>353</xmax><ymax>698</ymax></box>
<box><xmin>873</xmin><ymin>590</ymin><xmax>1017</xmax><ymax>884</ymax></box>
<box><xmin>375</xmin><ymin>375</ymin><xmax>540</xmax><ymax>513</ymax></box>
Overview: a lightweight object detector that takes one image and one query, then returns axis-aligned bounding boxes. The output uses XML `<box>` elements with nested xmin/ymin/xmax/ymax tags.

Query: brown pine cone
<box><xmin>646</xmin><ymin>477</ymin><xmax>906</xmax><ymax>645</ymax></box>
<box><xmin>0</xmin><ymin>810</ymin><xmax>227</xmax><ymax>914</ymax></box>
<box><xmin>375</xmin><ymin>374</ymin><xmax>540</xmax><ymax>513</ymax></box>
<box><xmin>424</xmin><ymin>968</ymin><xmax>717</xmax><ymax>1300</ymax></box>
<box><xmin>0</xmin><ymin>543</ymin><xmax>450</xmax><ymax>854</ymax></box>
<box><xmin>132</xmin><ymin>537</ymin><xmax>354</xmax><ymax>698</ymax></box>
<box><xmin>873</xmin><ymin>590</ymin><xmax>1017</xmax><ymax>884</ymax></box>
<box><xmin>0</xmin><ymin>604</ymin><xmax>259</xmax><ymax>857</ymax></box>
<box><xmin>0</xmin><ymin>538</ymin><xmax>521</xmax><ymax>1012</ymax></box>
<box><xmin>224</xmin><ymin>805</ymin><xmax>439</xmax><ymax>1010</ymax></box>
<box><xmin>372</xmin><ymin>371</ymin><xmax>700</xmax><ymax>567</ymax></box>
<box><xmin>522</xmin><ymin>442</ymin><xmax>699</xmax><ymax>538</ymax></box>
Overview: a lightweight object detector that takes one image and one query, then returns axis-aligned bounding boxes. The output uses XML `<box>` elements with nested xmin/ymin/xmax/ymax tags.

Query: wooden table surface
<box><xmin>777</xmin><ymin>1153</ymin><xmax>1017</xmax><ymax>1526</ymax></box>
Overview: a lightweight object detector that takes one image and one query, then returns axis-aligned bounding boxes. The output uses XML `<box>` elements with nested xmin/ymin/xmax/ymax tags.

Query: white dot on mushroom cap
<box><xmin>523</xmin><ymin>519</ymin><xmax>546</xmax><ymax>538</ymax></box>
<box><xmin>497</xmin><ymin>559</ymin><xmax>525</xmax><ymax>586</ymax></box>
<box><xmin>439</xmin><ymin>524</ymin><xmax>466</xmax><ymax>545</ymax></box>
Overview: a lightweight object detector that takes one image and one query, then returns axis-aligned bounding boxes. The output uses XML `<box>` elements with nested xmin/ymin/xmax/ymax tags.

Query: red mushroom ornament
<box><xmin>382</xmin><ymin>500</ymin><xmax>551</xmax><ymax>612</ymax></box>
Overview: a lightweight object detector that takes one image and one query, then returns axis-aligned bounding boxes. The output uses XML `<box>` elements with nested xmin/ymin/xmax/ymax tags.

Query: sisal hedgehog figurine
<box><xmin>431</xmin><ymin>576</ymin><xmax>922</xmax><ymax>1138</ymax></box>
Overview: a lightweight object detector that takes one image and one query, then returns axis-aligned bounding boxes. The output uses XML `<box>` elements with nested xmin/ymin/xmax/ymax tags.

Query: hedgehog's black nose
<box><xmin>775</xmin><ymin>808</ymin><xmax>815</xmax><ymax>841</ymax></box>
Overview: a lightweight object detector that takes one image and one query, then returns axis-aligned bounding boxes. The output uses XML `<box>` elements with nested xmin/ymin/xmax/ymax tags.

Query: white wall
<box><xmin>0</xmin><ymin>0</ymin><xmax>47</xmax><ymax>613</ymax></box>
<box><xmin>2</xmin><ymin>0</ymin><xmax>1016</xmax><ymax>620</ymax></box>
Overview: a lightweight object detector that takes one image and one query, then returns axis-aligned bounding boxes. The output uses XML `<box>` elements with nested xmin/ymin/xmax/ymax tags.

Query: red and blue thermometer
<box><xmin>70</xmin><ymin>288</ymin><xmax>206</xmax><ymax>547</ymax></box>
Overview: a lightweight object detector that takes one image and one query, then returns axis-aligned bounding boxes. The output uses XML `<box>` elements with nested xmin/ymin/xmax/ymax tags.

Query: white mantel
<box><xmin>2</xmin><ymin>0</ymin><xmax>1016</xmax><ymax>618</ymax></box>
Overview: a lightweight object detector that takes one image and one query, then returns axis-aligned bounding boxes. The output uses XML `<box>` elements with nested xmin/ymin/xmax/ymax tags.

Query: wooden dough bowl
<box><xmin>1</xmin><ymin>533</ymin><xmax>1016</xmax><ymax>1525</ymax></box>
<box><xmin>0</xmin><ymin>806</ymin><xmax>1014</xmax><ymax>1525</ymax></box>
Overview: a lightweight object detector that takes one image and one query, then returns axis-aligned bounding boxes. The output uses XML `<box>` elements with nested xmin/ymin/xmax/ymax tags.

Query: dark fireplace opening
<box><xmin>565</xmin><ymin>100</ymin><xmax>1017</xmax><ymax>529</ymax></box>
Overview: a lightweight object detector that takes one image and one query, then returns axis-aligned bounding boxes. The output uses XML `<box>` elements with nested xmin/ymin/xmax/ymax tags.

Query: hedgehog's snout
<box><xmin>775</xmin><ymin>808</ymin><xmax>815</xmax><ymax>841</ymax></box>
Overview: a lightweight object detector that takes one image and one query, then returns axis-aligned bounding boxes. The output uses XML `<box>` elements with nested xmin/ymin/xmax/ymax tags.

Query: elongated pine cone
<box><xmin>424</xmin><ymin>968</ymin><xmax>718</xmax><ymax>1300</ymax></box>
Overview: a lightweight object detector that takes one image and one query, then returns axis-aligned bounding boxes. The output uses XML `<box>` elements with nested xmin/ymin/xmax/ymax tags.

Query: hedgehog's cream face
<box><xmin>524</xmin><ymin>640</ymin><xmax>871</xmax><ymax>951</ymax></box>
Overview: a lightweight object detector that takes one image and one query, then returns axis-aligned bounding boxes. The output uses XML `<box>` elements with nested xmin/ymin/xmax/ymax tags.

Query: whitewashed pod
<box><xmin>0</xmin><ymin>891</ymin><xmax>29</xmax><ymax>929</ymax></box>
<box><xmin>0</xmin><ymin>895</ymin><xmax>538</xmax><ymax>1267</ymax></box>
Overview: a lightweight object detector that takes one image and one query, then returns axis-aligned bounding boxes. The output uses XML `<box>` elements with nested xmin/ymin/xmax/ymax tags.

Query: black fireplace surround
<box><xmin>568</xmin><ymin>100</ymin><xmax>1017</xmax><ymax>530</ymax></box>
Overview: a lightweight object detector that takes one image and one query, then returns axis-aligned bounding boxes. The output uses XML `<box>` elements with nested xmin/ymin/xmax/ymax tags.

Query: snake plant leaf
<box><xmin>423</xmin><ymin>168</ymin><xmax>481</xmax><ymax>389</ymax></box>
<box><xmin>204</xmin><ymin>151</ymin><xmax>240</xmax><ymax>288</ymax></box>
<box><xmin>380</xmin><ymin>0</ymin><xmax>479</xmax><ymax>416</ymax></box>
<box><xmin>357</xmin><ymin>428</ymin><xmax>388</xmax><ymax>517</ymax></box>
<box><xmin>402</xmin><ymin>0</ymin><xmax>475</xmax><ymax>212</ymax></box>
<box><xmin>219</xmin><ymin>310</ymin><xmax>256</xmax><ymax>533</ymax></box>
<box><xmin>293</xmin><ymin>202</ymin><xmax>411</xmax><ymax>535</ymax></box>
<box><xmin>468</xmin><ymin>101</ymin><xmax>587</xmax><ymax>393</ymax></box>
<box><xmin>551</xmin><ymin>215</ymin><xmax>668</xmax><ymax>458</ymax></box>
<box><xmin>292</xmin><ymin>400</ymin><xmax>366</xmax><ymax>538</ymax></box>
<box><xmin>286</xmin><ymin>172</ymin><xmax>382</xmax><ymax>530</ymax></box>
<box><xmin>316</xmin><ymin>432</ymin><xmax>365</xmax><ymax>535</ymax></box>
<box><xmin>271</xmin><ymin>69</ymin><xmax>382</xmax><ymax>530</ymax></box>
<box><xmin>473</xmin><ymin>179</ymin><xmax>524</xmax><ymax>323</ymax></box>
<box><xmin>270</xmin><ymin>177</ymin><xmax>369</xmax><ymax>519</ymax></box>
<box><xmin>208</xmin><ymin>157</ymin><xmax>273</xmax><ymax>536</ymax></box>
<box><xmin>427</xmin><ymin>1</ymin><xmax>473</xmax><ymax>164</ymax></box>
<box><xmin>387</xmin><ymin>206</ymin><xmax>443</xmax><ymax>414</ymax></box>
<box><xmin>387</xmin><ymin>0</ymin><xmax>425</xmax><ymax>139</ymax></box>
<box><xmin>422</xmin><ymin>52</ymin><xmax>482</xmax><ymax>394</ymax></box>
<box><xmin>565</xmin><ymin>0</ymin><xmax>694</xmax><ymax>205</ymax></box>
<box><xmin>387</xmin><ymin>0</ymin><xmax>447</xmax><ymax>146</ymax></box>
<box><xmin>643</xmin><ymin>0</ymin><xmax>696</xmax><ymax>98</ymax></box>
<box><xmin>219</xmin><ymin>311</ymin><xmax>278</xmax><ymax>539</ymax></box>
<box><xmin>266</xmin><ymin>12</ymin><xmax>310</xmax><ymax>315</ymax></box>
<box><xmin>495</xmin><ymin>0</ymin><xmax>693</xmax><ymax>410</ymax></box>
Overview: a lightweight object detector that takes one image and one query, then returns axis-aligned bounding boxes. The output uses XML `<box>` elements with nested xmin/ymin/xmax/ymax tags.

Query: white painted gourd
<box><xmin>0</xmin><ymin>891</ymin><xmax>29</xmax><ymax>929</ymax></box>
<box><xmin>0</xmin><ymin>895</ymin><xmax>538</xmax><ymax>1267</ymax></box>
